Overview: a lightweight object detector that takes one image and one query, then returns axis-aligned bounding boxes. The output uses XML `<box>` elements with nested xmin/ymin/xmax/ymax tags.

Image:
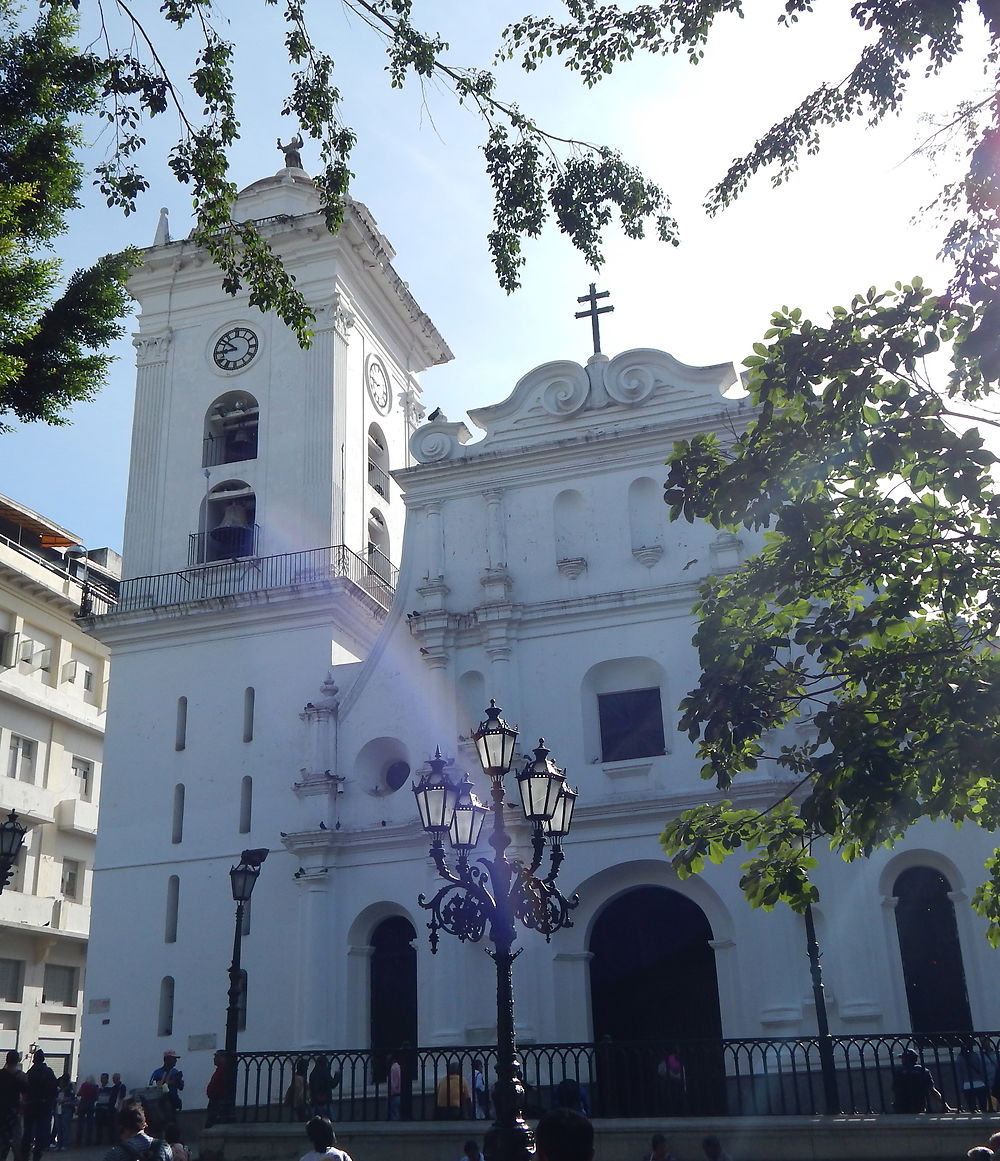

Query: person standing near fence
<box><xmin>308</xmin><ymin>1057</ymin><xmax>338</xmax><ymax>1121</ymax></box>
<box><xmin>22</xmin><ymin>1050</ymin><xmax>58</xmax><ymax>1161</ymax></box>
<box><xmin>960</xmin><ymin>1041</ymin><xmax>998</xmax><ymax>1112</ymax></box>
<box><xmin>891</xmin><ymin>1050</ymin><xmax>952</xmax><ymax>1113</ymax></box>
<box><xmin>386</xmin><ymin>1055</ymin><xmax>401</xmax><ymax>1122</ymax></box>
<box><xmin>471</xmin><ymin>1061</ymin><xmax>488</xmax><ymax>1121</ymax></box>
<box><xmin>435</xmin><ymin>1061</ymin><xmax>471</xmax><ymax>1120</ymax></box>
<box><xmin>204</xmin><ymin>1051</ymin><xmax>230</xmax><ymax>1130</ymax></box>
<box><xmin>0</xmin><ymin>1051</ymin><xmax>27</xmax><ymax>1161</ymax></box>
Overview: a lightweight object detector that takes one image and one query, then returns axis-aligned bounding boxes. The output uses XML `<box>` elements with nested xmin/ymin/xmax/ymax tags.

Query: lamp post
<box><xmin>0</xmin><ymin>810</ymin><xmax>27</xmax><ymax>893</ymax></box>
<box><xmin>224</xmin><ymin>847</ymin><xmax>268</xmax><ymax>1119</ymax></box>
<box><xmin>64</xmin><ymin>545</ymin><xmax>92</xmax><ymax>616</ymax></box>
<box><xmin>413</xmin><ymin>701</ymin><xmax>579</xmax><ymax>1161</ymax></box>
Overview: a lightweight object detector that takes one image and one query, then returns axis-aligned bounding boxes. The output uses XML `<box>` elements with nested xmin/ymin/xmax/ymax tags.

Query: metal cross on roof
<box><xmin>575</xmin><ymin>283</ymin><xmax>614</xmax><ymax>355</ymax></box>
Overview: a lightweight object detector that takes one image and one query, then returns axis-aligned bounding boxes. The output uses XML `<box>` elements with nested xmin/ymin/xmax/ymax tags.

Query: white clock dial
<box><xmin>367</xmin><ymin>357</ymin><xmax>390</xmax><ymax>413</ymax></box>
<box><xmin>213</xmin><ymin>327</ymin><xmax>259</xmax><ymax>371</ymax></box>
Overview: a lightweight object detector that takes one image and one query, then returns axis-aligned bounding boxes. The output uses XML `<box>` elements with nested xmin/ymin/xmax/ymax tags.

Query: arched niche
<box><xmin>457</xmin><ymin>671</ymin><xmax>487</xmax><ymax>736</ymax></box>
<box><xmin>553</xmin><ymin>488</ymin><xmax>586</xmax><ymax>569</ymax></box>
<box><xmin>203</xmin><ymin>390</ymin><xmax>259</xmax><ymax>466</ymax></box>
<box><xmin>193</xmin><ymin>480</ymin><xmax>257</xmax><ymax>563</ymax></box>
<box><xmin>628</xmin><ymin>476</ymin><xmax>665</xmax><ymax>565</ymax></box>
<box><xmin>367</xmin><ymin>508</ymin><xmax>391</xmax><ymax>580</ymax></box>
<box><xmin>368</xmin><ymin>423</ymin><xmax>390</xmax><ymax>500</ymax></box>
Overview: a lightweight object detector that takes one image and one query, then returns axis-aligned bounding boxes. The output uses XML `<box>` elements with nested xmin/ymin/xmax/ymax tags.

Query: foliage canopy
<box><xmin>0</xmin><ymin>2</ymin><xmax>133</xmax><ymax>431</ymax></box>
<box><xmin>662</xmin><ymin>281</ymin><xmax>1000</xmax><ymax>942</ymax></box>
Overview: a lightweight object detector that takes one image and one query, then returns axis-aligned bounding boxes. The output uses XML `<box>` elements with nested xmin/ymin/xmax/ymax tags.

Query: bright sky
<box><xmin>0</xmin><ymin>1</ymin><xmax>986</xmax><ymax>551</ymax></box>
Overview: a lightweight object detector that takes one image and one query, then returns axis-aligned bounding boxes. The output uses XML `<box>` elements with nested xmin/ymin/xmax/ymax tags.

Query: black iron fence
<box><xmin>232</xmin><ymin>1033</ymin><xmax>1000</xmax><ymax>1123</ymax></box>
<box><xmin>110</xmin><ymin>544</ymin><xmax>396</xmax><ymax>615</ymax></box>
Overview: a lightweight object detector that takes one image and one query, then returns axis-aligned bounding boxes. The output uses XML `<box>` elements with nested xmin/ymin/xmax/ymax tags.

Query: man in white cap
<box><xmin>149</xmin><ymin>1051</ymin><xmax>184</xmax><ymax>1112</ymax></box>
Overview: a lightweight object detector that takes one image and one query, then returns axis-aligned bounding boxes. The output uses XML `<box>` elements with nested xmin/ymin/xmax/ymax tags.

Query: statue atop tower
<box><xmin>277</xmin><ymin>133</ymin><xmax>304</xmax><ymax>170</ymax></box>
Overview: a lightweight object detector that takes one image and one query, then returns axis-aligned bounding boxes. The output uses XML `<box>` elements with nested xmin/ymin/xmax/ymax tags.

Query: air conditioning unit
<box><xmin>0</xmin><ymin>632</ymin><xmax>18</xmax><ymax>669</ymax></box>
<box><xmin>17</xmin><ymin>638</ymin><xmax>34</xmax><ymax>663</ymax></box>
<box><xmin>35</xmin><ymin>648</ymin><xmax>51</xmax><ymax>672</ymax></box>
<box><xmin>62</xmin><ymin>659</ymin><xmax>80</xmax><ymax>683</ymax></box>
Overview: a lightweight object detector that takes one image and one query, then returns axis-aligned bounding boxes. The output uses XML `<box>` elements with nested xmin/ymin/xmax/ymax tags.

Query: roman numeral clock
<box><xmin>213</xmin><ymin>326</ymin><xmax>259</xmax><ymax>371</ymax></box>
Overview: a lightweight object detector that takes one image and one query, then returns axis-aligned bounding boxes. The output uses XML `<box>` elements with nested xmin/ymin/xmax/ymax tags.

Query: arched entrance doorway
<box><xmin>589</xmin><ymin>886</ymin><xmax>723</xmax><ymax>1115</ymax></box>
<box><xmin>370</xmin><ymin>916</ymin><xmax>417</xmax><ymax>1114</ymax></box>
<box><xmin>893</xmin><ymin>866</ymin><xmax>972</xmax><ymax>1035</ymax></box>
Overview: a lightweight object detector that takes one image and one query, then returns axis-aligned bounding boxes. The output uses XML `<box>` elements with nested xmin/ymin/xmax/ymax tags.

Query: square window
<box><xmin>598</xmin><ymin>688</ymin><xmax>666</xmax><ymax>762</ymax></box>
<box><xmin>42</xmin><ymin>963</ymin><xmax>77</xmax><ymax>1007</ymax></box>
<box><xmin>6</xmin><ymin>736</ymin><xmax>36</xmax><ymax>784</ymax></box>
<box><xmin>71</xmin><ymin>757</ymin><xmax>93</xmax><ymax>801</ymax></box>
<box><xmin>0</xmin><ymin>959</ymin><xmax>23</xmax><ymax>1003</ymax></box>
<box><xmin>61</xmin><ymin>858</ymin><xmax>82</xmax><ymax>901</ymax></box>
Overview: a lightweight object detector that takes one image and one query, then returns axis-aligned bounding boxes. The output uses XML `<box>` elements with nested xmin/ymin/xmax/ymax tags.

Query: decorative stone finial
<box><xmin>154</xmin><ymin>207</ymin><xmax>170</xmax><ymax>247</ymax></box>
<box><xmin>317</xmin><ymin>667</ymin><xmax>340</xmax><ymax>710</ymax></box>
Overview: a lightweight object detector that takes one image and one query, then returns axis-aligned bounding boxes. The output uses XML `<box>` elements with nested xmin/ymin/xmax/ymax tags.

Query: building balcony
<box><xmin>0</xmin><ymin>889</ymin><xmax>55</xmax><ymax>930</ymax></box>
<box><xmin>1</xmin><ymin>780</ymin><xmax>56</xmax><ymax>825</ymax></box>
<box><xmin>54</xmin><ymin>798</ymin><xmax>98</xmax><ymax>836</ymax></box>
<box><xmin>51</xmin><ymin>898</ymin><xmax>88</xmax><ymax>935</ymax></box>
<box><xmin>110</xmin><ymin>544</ymin><xmax>399</xmax><ymax>616</ymax></box>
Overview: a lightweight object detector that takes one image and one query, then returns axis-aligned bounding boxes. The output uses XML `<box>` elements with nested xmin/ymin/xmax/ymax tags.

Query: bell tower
<box><xmin>121</xmin><ymin>166</ymin><xmax>451</xmax><ymax>587</ymax></box>
<box><xmin>81</xmin><ymin>166</ymin><xmax>451</xmax><ymax>1083</ymax></box>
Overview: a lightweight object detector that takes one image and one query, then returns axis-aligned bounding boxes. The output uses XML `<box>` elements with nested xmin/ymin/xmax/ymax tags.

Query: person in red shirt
<box><xmin>75</xmin><ymin>1076</ymin><xmax>99</xmax><ymax>1146</ymax></box>
<box><xmin>204</xmin><ymin>1052</ymin><xmax>230</xmax><ymax>1129</ymax></box>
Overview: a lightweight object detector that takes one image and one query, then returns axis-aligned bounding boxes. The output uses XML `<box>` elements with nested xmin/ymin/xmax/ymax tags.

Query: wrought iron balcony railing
<box><xmin>107</xmin><ymin>544</ymin><xmax>397</xmax><ymax>615</ymax></box>
<box><xmin>367</xmin><ymin>459</ymin><xmax>391</xmax><ymax>501</ymax></box>
<box><xmin>189</xmin><ymin>524</ymin><xmax>260</xmax><ymax>566</ymax></box>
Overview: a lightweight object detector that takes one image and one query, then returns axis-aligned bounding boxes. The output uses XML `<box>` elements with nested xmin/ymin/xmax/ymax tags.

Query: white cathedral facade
<box><xmin>81</xmin><ymin>167</ymin><xmax>999</xmax><ymax>1108</ymax></box>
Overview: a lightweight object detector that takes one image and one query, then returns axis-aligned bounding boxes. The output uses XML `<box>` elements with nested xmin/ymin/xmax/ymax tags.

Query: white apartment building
<box><xmin>0</xmin><ymin>494</ymin><xmax>118</xmax><ymax>1075</ymax></box>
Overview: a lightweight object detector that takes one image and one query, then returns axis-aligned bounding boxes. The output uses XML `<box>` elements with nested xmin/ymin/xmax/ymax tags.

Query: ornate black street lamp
<box><xmin>224</xmin><ymin>847</ymin><xmax>268</xmax><ymax>1119</ymax></box>
<box><xmin>0</xmin><ymin>810</ymin><xmax>27</xmax><ymax>893</ymax></box>
<box><xmin>413</xmin><ymin>701</ymin><xmax>579</xmax><ymax>1161</ymax></box>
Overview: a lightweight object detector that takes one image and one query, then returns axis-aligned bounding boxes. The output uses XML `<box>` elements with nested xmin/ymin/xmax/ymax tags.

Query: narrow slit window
<box><xmin>175</xmin><ymin>697</ymin><xmax>188</xmax><ymax>752</ymax></box>
<box><xmin>243</xmin><ymin>687</ymin><xmax>255</xmax><ymax>743</ymax></box>
<box><xmin>239</xmin><ymin>776</ymin><xmax>252</xmax><ymax>835</ymax></box>
<box><xmin>158</xmin><ymin>976</ymin><xmax>175</xmax><ymax>1036</ymax></box>
<box><xmin>171</xmin><ymin>784</ymin><xmax>185</xmax><ymax>844</ymax></box>
<box><xmin>165</xmin><ymin>875</ymin><xmax>179</xmax><ymax>943</ymax></box>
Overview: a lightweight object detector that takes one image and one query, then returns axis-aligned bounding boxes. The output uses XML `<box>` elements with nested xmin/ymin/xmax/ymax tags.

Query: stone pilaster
<box><xmin>122</xmin><ymin>330</ymin><xmax>172</xmax><ymax>577</ymax></box>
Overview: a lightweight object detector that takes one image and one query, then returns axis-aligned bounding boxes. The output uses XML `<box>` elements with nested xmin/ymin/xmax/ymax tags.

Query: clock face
<box><xmin>213</xmin><ymin>327</ymin><xmax>259</xmax><ymax>371</ymax></box>
<box><xmin>367</xmin><ymin>357</ymin><xmax>390</xmax><ymax>413</ymax></box>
